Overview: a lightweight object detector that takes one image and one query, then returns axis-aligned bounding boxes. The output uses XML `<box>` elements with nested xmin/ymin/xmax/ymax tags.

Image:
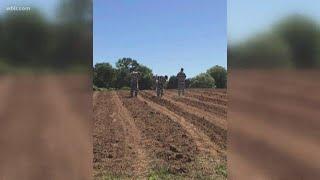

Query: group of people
<box><xmin>130</xmin><ymin>68</ymin><xmax>186</xmax><ymax>97</ymax></box>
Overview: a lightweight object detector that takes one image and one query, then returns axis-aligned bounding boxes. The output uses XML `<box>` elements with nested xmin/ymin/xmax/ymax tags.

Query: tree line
<box><xmin>93</xmin><ymin>58</ymin><xmax>227</xmax><ymax>90</ymax></box>
<box><xmin>0</xmin><ymin>0</ymin><xmax>92</xmax><ymax>72</ymax></box>
<box><xmin>228</xmin><ymin>14</ymin><xmax>320</xmax><ymax>69</ymax></box>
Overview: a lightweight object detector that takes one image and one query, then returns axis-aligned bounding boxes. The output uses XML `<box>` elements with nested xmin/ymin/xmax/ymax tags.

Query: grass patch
<box><xmin>215</xmin><ymin>163</ymin><xmax>227</xmax><ymax>178</ymax></box>
<box><xmin>120</xmin><ymin>86</ymin><xmax>130</xmax><ymax>90</ymax></box>
<box><xmin>147</xmin><ymin>167</ymin><xmax>184</xmax><ymax>180</ymax></box>
<box><xmin>94</xmin><ymin>171</ymin><xmax>131</xmax><ymax>180</ymax></box>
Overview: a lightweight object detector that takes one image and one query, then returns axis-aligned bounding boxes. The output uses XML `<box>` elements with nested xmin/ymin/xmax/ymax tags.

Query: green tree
<box><xmin>275</xmin><ymin>14</ymin><xmax>320</xmax><ymax>68</ymax></box>
<box><xmin>54</xmin><ymin>0</ymin><xmax>92</xmax><ymax>68</ymax></box>
<box><xmin>207</xmin><ymin>65</ymin><xmax>227</xmax><ymax>88</ymax></box>
<box><xmin>113</xmin><ymin>58</ymin><xmax>153</xmax><ymax>89</ymax></box>
<box><xmin>229</xmin><ymin>34</ymin><xmax>292</xmax><ymax>69</ymax></box>
<box><xmin>93</xmin><ymin>63</ymin><xmax>115</xmax><ymax>88</ymax></box>
<box><xmin>190</xmin><ymin>73</ymin><xmax>215</xmax><ymax>88</ymax></box>
<box><xmin>2</xmin><ymin>10</ymin><xmax>50</xmax><ymax>67</ymax></box>
<box><xmin>136</xmin><ymin>65</ymin><xmax>153</xmax><ymax>90</ymax></box>
<box><xmin>185</xmin><ymin>78</ymin><xmax>191</xmax><ymax>88</ymax></box>
<box><xmin>0</xmin><ymin>17</ymin><xmax>3</xmax><ymax>58</ymax></box>
<box><xmin>116</xmin><ymin>58</ymin><xmax>139</xmax><ymax>70</ymax></box>
<box><xmin>167</xmin><ymin>75</ymin><xmax>178</xmax><ymax>89</ymax></box>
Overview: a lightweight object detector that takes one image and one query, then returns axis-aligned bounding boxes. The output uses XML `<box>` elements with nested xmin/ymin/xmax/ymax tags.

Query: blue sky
<box><xmin>228</xmin><ymin>0</ymin><xmax>320</xmax><ymax>43</ymax></box>
<box><xmin>94</xmin><ymin>0</ymin><xmax>227</xmax><ymax>78</ymax></box>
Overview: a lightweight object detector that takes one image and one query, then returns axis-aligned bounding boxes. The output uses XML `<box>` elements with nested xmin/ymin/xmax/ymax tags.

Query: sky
<box><xmin>94</xmin><ymin>0</ymin><xmax>227</xmax><ymax>78</ymax></box>
<box><xmin>228</xmin><ymin>0</ymin><xmax>320</xmax><ymax>43</ymax></box>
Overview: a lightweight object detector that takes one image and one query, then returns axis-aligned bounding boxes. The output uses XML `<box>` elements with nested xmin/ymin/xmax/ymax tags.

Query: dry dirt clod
<box><xmin>169</xmin><ymin>145</ymin><xmax>180</xmax><ymax>153</ymax></box>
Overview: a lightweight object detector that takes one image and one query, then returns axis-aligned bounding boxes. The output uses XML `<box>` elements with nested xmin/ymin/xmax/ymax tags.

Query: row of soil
<box><xmin>165</xmin><ymin>91</ymin><xmax>227</xmax><ymax>118</ymax></box>
<box><xmin>140</xmin><ymin>91</ymin><xmax>227</xmax><ymax>151</ymax></box>
<box><xmin>193</xmin><ymin>88</ymin><xmax>227</xmax><ymax>94</ymax></box>
<box><xmin>185</xmin><ymin>91</ymin><xmax>228</xmax><ymax>106</ymax></box>
<box><xmin>118</xmin><ymin>91</ymin><xmax>199</xmax><ymax>175</ymax></box>
<box><xmin>188</xmin><ymin>89</ymin><xmax>228</xmax><ymax>99</ymax></box>
<box><xmin>58</xmin><ymin>75</ymin><xmax>91</xmax><ymax>119</ymax></box>
<box><xmin>188</xmin><ymin>88</ymin><xmax>227</xmax><ymax>94</ymax></box>
<box><xmin>93</xmin><ymin>92</ymin><xmax>136</xmax><ymax>177</ymax></box>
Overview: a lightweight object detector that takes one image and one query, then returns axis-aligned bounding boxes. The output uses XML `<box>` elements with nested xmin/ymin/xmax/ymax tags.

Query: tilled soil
<box><xmin>140</xmin><ymin>91</ymin><xmax>227</xmax><ymax>151</ymax></box>
<box><xmin>118</xmin><ymin>91</ymin><xmax>199</xmax><ymax>175</ymax></box>
<box><xmin>94</xmin><ymin>88</ymin><xmax>228</xmax><ymax>179</ymax></box>
<box><xmin>165</xmin><ymin>91</ymin><xmax>227</xmax><ymax>118</ymax></box>
<box><xmin>228</xmin><ymin>70</ymin><xmax>320</xmax><ymax>179</ymax></box>
<box><xmin>0</xmin><ymin>75</ymin><xmax>91</xmax><ymax>180</ymax></box>
<box><xmin>93</xmin><ymin>92</ymin><xmax>139</xmax><ymax>178</ymax></box>
<box><xmin>188</xmin><ymin>89</ymin><xmax>228</xmax><ymax>99</ymax></box>
<box><xmin>183</xmin><ymin>91</ymin><xmax>228</xmax><ymax>106</ymax></box>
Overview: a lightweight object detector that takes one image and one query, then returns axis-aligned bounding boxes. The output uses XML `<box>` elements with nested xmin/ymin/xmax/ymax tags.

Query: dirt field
<box><xmin>228</xmin><ymin>71</ymin><xmax>320</xmax><ymax>179</ymax></box>
<box><xmin>0</xmin><ymin>75</ymin><xmax>91</xmax><ymax>180</ymax></box>
<box><xmin>93</xmin><ymin>89</ymin><xmax>228</xmax><ymax>179</ymax></box>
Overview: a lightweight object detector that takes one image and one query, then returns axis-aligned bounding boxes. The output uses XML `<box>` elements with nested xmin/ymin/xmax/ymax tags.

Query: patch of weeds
<box><xmin>215</xmin><ymin>163</ymin><xmax>227</xmax><ymax>178</ymax></box>
<box><xmin>94</xmin><ymin>171</ymin><xmax>131</xmax><ymax>180</ymax></box>
<box><xmin>148</xmin><ymin>167</ymin><xmax>183</xmax><ymax>180</ymax></box>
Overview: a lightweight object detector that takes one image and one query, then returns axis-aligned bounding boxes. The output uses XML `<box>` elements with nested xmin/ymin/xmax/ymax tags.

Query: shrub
<box><xmin>190</xmin><ymin>73</ymin><xmax>215</xmax><ymax>88</ymax></box>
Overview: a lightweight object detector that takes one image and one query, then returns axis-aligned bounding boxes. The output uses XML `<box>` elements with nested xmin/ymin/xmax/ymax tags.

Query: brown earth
<box><xmin>0</xmin><ymin>75</ymin><xmax>91</xmax><ymax>180</ymax></box>
<box><xmin>93</xmin><ymin>88</ymin><xmax>228</xmax><ymax>179</ymax></box>
<box><xmin>228</xmin><ymin>70</ymin><xmax>320</xmax><ymax>179</ymax></box>
<box><xmin>183</xmin><ymin>91</ymin><xmax>228</xmax><ymax>106</ymax></box>
<box><xmin>164</xmin><ymin>90</ymin><xmax>227</xmax><ymax>118</ymax></box>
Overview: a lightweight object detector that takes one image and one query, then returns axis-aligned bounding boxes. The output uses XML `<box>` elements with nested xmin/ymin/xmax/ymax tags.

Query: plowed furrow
<box><xmin>231</xmin><ymin>92</ymin><xmax>320</xmax><ymax>140</ymax></box>
<box><xmin>137</xmin><ymin>95</ymin><xmax>219</xmax><ymax>156</ymax></box>
<box><xmin>42</xmin><ymin>77</ymin><xmax>91</xmax><ymax>179</ymax></box>
<box><xmin>140</xmin><ymin>91</ymin><xmax>227</xmax><ymax>151</ymax></box>
<box><xmin>93</xmin><ymin>92</ymin><xmax>134</xmax><ymax>177</ymax></box>
<box><xmin>165</xmin><ymin>91</ymin><xmax>227</xmax><ymax>118</ymax></box>
<box><xmin>118</xmin><ymin>91</ymin><xmax>199</xmax><ymax>175</ymax></box>
<box><xmin>184</xmin><ymin>91</ymin><xmax>228</xmax><ymax>106</ymax></box>
<box><xmin>0</xmin><ymin>76</ymin><xmax>90</xmax><ymax>179</ymax></box>
<box><xmin>144</xmin><ymin>91</ymin><xmax>227</xmax><ymax>130</ymax></box>
<box><xmin>187</xmin><ymin>89</ymin><xmax>227</xmax><ymax>99</ymax></box>
<box><xmin>0</xmin><ymin>76</ymin><xmax>13</xmax><ymax>114</ymax></box>
<box><xmin>111</xmin><ymin>91</ymin><xmax>149</xmax><ymax>176</ymax></box>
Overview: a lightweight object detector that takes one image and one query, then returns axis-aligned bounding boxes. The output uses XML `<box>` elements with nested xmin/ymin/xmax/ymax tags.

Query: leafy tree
<box><xmin>0</xmin><ymin>17</ymin><xmax>3</xmax><ymax>58</ymax></box>
<box><xmin>116</xmin><ymin>58</ymin><xmax>139</xmax><ymax>70</ymax></box>
<box><xmin>207</xmin><ymin>65</ymin><xmax>227</xmax><ymax>88</ymax></box>
<box><xmin>190</xmin><ymin>73</ymin><xmax>215</xmax><ymax>88</ymax></box>
<box><xmin>167</xmin><ymin>76</ymin><xmax>178</xmax><ymax>89</ymax></box>
<box><xmin>114</xmin><ymin>68</ymin><xmax>130</xmax><ymax>89</ymax></box>
<box><xmin>229</xmin><ymin>34</ymin><xmax>292</xmax><ymax>69</ymax></box>
<box><xmin>57</xmin><ymin>0</ymin><xmax>92</xmax><ymax>25</ymax></box>
<box><xmin>275</xmin><ymin>14</ymin><xmax>320</xmax><ymax>68</ymax></box>
<box><xmin>185</xmin><ymin>78</ymin><xmax>191</xmax><ymax>88</ymax></box>
<box><xmin>2</xmin><ymin>10</ymin><xmax>50</xmax><ymax>67</ymax></box>
<box><xmin>53</xmin><ymin>0</ymin><xmax>92</xmax><ymax>68</ymax></box>
<box><xmin>93</xmin><ymin>63</ymin><xmax>115</xmax><ymax>88</ymax></box>
<box><xmin>113</xmin><ymin>58</ymin><xmax>138</xmax><ymax>88</ymax></box>
<box><xmin>136</xmin><ymin>65</ymin><xmax>153</xmax><ymax>90</ymax></box>
<box><xmin>113</xmin><ymin>58</ymin><xmax>153</xmax><ymax>89</ymax></box>
<box><xmin>229</xmin><ymin>14</ymin><xmax>320</xmax><ymax>69</ymax></box>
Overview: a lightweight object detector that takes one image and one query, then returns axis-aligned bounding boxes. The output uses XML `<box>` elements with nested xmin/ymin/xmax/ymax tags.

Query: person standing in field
<box><xmin>154</xmin><ymin>75</ymin><xmax>168</xmax><ymax>97</ymax></box>
<box><xmin>130</xmin><ymin>70</ymin><xmax>140</xmax><ymax>97</ymax></box>
<box><xmin>177</xmin><ymin>68</ymin><xmax>186</xmax><ymax>96</ymax></box>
